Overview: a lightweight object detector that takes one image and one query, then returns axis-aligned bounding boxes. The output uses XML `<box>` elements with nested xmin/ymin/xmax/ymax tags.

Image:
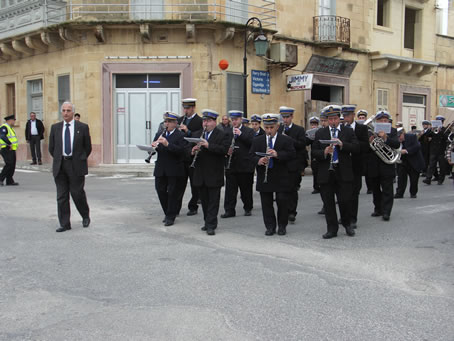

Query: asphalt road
<box><xmin>1</xmin><ymin>170</ymin><xmax>453</xmax><ymax>340</ymax></box>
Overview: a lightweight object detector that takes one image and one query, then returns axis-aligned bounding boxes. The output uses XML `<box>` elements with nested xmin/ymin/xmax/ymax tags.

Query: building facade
<box><xmin>0</xmin><ymin>0</ymin><xmax>453</xmax><ymax>165</ymax></box>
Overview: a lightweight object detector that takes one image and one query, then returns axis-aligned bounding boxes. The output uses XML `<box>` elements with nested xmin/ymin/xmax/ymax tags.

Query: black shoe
<box><xmin>410</xmin><ymin>194</ymin><xmax>417</xmax><ymax>198</ymax></box>
<box><xmin>265</xmin><ymin>229</ymin><xmax>275</xmax><ymax>236</ymax></box>
<box><xmin>322</xmin><ymin>232</ymin><xmax>337</xmax><ymax>239</ymax></box>
<box><xmin>371</xmin><ymin>211</ymin><xmax>382</xmax><ymax>217</ymax></box>
<box><xmin>311</xmin><ymin>189</ymin><xmax>320</xmax><ymax>194</ymax></box>
<box><xmin>164</xmin><ymin>219</ymin><xmax>174</xmax><ymax>226</ymax></box>
<box><xmin>350</xmin><ymin>221</ymin><xmax>357</xmax><ymax>229</ymax></box>
<box><xmin>221</xmin><ymin>212</ymin><xmax>235</xmax><ymax>218</ymax></box>
<box><xmin>6</xmin><ymin>182</ymin><xmax>19</xmax><ymax>186</ymax></box>
<box><xmin>318</xmin><ymin>207</ymin><xmax>325</xmax><ymax>215</ymax></box>
<box><xmin>56</xmin><ymin>226</ymin><xmax>71</xmax><ymax>232</ymax></box>
<box><xmin>30</xmin><ymin>162</ymin><xmax>37</xmax><ymax>165</ymax></box>
<box><xmin>367</xmin><ymin>190</ymin><xmax>372</xmax><ymax>194</ymax></box>
<box><xmin>277</xmin><ymin>227</ymin><xmax>286</xmax><ymax>235</ymax></box>
<box><xmin>288</xmin><ymin>214</ymin><xmax>296</xmax><ymax>223</ymax></box>
<box><xmin>38</xmin><ymin>160</ymin><xmax>42</xmax><ymax>165</ymax></box>
<box><xmin>394</xmin><ymin>194</ymin><xmax>403</xmax><ymax>199</ymax></box>
<box><xmin>382</xmin><ymin>214</ymin><xmax>390</xmax><ymax>221</ymax></box>
<box><xmin>206</xmin><ymin>229</ymin><xmax>215</xmax><ymax>235</ymax></box>
<box><xmin>345</xmin><ymin>227</ymin><xmax>355</xmax><ymax>237</ymax></box>
<box><xmin>187</xmin><ymin>210</ymin><xmax>197</xmax><ymax>216</ymax></box>
<box><xmin>423</xmin><ymin>179</ymin><xmax>431</xmax><ymax>185</ymax></box>
<box><xmin>432</xmin><ymin>177</ymin><xmax>439</xmax><ymax>182</ymax></box>
<box><xmin>201</xmin><ymin>226</ymin><xmax>207</xmax><ymax>231</ymax></box>
<box><xmin>437</xmin><ymin>181</ymin><xmax>443</xmax><ymax>185</ymax></box>
<box><xmin>82</xmin><ymin>217</ymin><xmax>90</xmax><ymax>228</ymax></box>
<box><xmin>244</xmin><ymin>210</ymin><xmax>251</xmax><ymax>216</ymax></box>
<box><xmin>162</xmin><ymin>218</ymin><xmax>166</xmax><ymax>223</ymax></box>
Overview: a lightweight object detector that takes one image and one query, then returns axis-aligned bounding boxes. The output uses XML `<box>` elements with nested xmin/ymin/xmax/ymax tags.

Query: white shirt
<box><xmin>62</xmin><ymin>119</ymin><xmax>75</xmax><ymax>156</ymax></box>
<box><xmin>30</xmin><ymin>120</ymin><xmax>38</xmax><ymax>135</ymax></box>
<box><xmin>165</xmin><ymin>128</ymin><xmax>176</xmax><ymax>137</ymax></box>
<box><xmin>267</xmin><ymin>134</ymin><xmax>277</xmax><ymax>149</ymax></box>
<box><xmin>346</xmin><ymin>121</ymin><xmax>356</xmax><ymax>130</ymax></box>
<box><xmin>329</xmin><ymin>125</ymin><xmax>341</xmax><ymax>164</ymax></box>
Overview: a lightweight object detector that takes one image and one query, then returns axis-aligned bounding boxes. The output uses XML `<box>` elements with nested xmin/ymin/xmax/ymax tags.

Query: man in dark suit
<box><xmin>418</xmin><ymin>120</ymin><xmax>431</xmax><ymax>176</ymax></box>
<box><xmin>277</xmin><ymin>106</ymin><xmax>307</xmax><ymax>224</ymax></box>
<box><xmin>0</xmin><ymin>115</ymin><xmax>19</xmax><ymax>186</ymax></box>
<box><xmin>216</xmin><ymin>115</ymin><xmax>232</xmax><ymax>133</ymax></box>
<box><xmin>306</xmin><ymin>116</ymin><xmax>321</xmax><ymax>194</ymax></box>
<box><xmin>177</xmin><ymin>98</ymin><xmax>204</xmax><ymax>216</ymax></box>
<box><xmin>423</xmin><ymin>115</ymin><xmax>449</xmax><ymax>185</ymax></box>
<box><xmin>250</xmin><ymin>113</ymin><xmax>296</xmax><ymax>236</ymax></box>
<box><xmin>250</xmin><ymin>115</ymin><xmax>265</xmax><ymax>137</ymax></box>
<box><xmin>25</xmin><ymin>112</ymin><xmax>45</xmax><ymax>165</ymax></box>
<box><xmin>191</xmin><ymin>109</ymin><xmax>230</xmax><ymax>235</ymax></box>
<box><xmin>341</xmin><ymin>105</ymin><xmax>369</xmax><ymax>229</ymax></box>
<box><xmin>48</xmin><ymin>102</ymin><xmax>92</xmax><ymax>232</ymax></box>
<box><xmin>367</xmin><ymin>110</ymin><xmax>400</xmax><ymax>221</ymax></box>
<box><xmin>312</xmin><ymin>105</ymin><xmax>359</xmax><ymax>239</ymax></box>
<box><xmin>222</xmin><ymin>110</ymin><xmax>255</xmax><ymax>218</ymax></box>
<box><xmin>151</xmin><ymin>111</ymin><xmax>186</xmax><ymax>226</ymax></box>
<box><xmin>394</xmin><ymin>130</ymin><xmax>425</xmax><ymax>198</ymax></box>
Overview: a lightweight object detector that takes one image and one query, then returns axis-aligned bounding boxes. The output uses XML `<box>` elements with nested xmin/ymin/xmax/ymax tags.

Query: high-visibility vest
<box><xmin>0</xmin><ymin>124</ymin><xmax>18</xmax><ymax>150</ymax></box>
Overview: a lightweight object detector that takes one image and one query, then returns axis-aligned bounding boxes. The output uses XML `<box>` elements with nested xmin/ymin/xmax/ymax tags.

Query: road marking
<box><xmin>16</xmin><ymin>169</ymin><xmax>39</xmax><ymax>173</ymax></box>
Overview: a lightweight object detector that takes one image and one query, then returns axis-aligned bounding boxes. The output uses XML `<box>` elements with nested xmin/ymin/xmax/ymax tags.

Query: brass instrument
<box><xmin>364</xmin><ymin>115</ymin><xmax>402</xmax><ymax>164</ymax></box>
<box><xmin>226</xmin><ymin>126</ymin><xmax>236</xmax><ymax>170</ymax></box>
<box><xmin>444</xmin><ymin>121</ymin><xmax>454</xmax><ymax>164</ymax></box>
<box><xmin>190</xmin><ymin>127</ymin><xmax>207</xmax><ymax>168</ymax></box>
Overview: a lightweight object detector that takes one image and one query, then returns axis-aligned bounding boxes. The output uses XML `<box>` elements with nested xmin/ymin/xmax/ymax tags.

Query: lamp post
<box><xmin>243</xmin><ymin>17</ymin><xmax>269</xmax><ymax>117</ymax></box>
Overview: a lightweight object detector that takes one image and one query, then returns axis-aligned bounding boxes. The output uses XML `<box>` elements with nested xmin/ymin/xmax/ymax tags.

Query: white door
<box><xmin>402</xmin><ymin>105</ymin><xmax>425</xmax><ymax>131</ymax></box>
<box><xmin>226</xmin><ymin>0</ymin><xmax>248</xmax><ymax>24</ymax></box>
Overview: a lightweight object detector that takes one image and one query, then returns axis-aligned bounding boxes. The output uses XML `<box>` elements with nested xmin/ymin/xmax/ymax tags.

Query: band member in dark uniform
<box><xmin>367</xmin><ymin>110</ymin><xmax>400</xmax><ymax>221</ymax></box>
<box><xmin>251</xmin><ymin>115</ymin><xmax>265</xmax><ymax>137</ymax></box>
<box><xmin>418</xmin><ymin>120</ymin><xmax>431</xmax><ymax>176</ymax></box>
<box><xmin>242</xmin><ymin>117</ymin><xmax>250</xmax><ymax>128</ymax></box>
<box><xmin>152</xmin><ymin>111</ymin><xmax>186</xmax><ymax>226</ymax></box>
<box><xmin>222</xmin><ymin>110</ymin><xmax>255</xmax><ymax>218</ymax></box>
<box><xmin>277</xmin><ymin>106</ymin><xmax>306</xmax><ymax>224</ymax></box>
<box><xmin>356</xmin><ymin>109</ymin><xmax>373</xmax><ymax>194</ymax></box>
<box><xmin>423</xmin><ymin>115</ymin><xmax>449</xmax><ymax>185</ymax></box>
<box><xmin>191</xmin><ymin>109</ymin><xmax>230</xmax><ymax>235</ymax></box>
<box><xmin>316</xmin><ymin>112</ymin><xmax>328</xmax><ymax>215</ymax></box>
<box><xmin>306</xmin><ymin>116</ymin><xmax>320</xmax><ymax>194</ymax></box>
<box><xmin>177</xmin><ymin>98</ymin><xmax>203</xmax><ymax>216</ymax></box>
<box><xmin>250</xmin><ymin>113</ymin><xmax>296</xmax><ymax>236</ymax></box>
<box><xmin>394</xmin><ymin>130</ymin><xmax>425</xmax><ymax>199</ymax></box>
<box><xmin>312</xmin><ymin>105</ymin><xmax>359</xmax><ymax>239</ymax></box>
<box><xmin>342</xmin><ymin>105</ymin><xmax>369</xmax><ymax>229</ymax></box>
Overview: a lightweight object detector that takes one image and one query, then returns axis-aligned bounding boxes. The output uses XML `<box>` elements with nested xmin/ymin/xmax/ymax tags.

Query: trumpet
<box><xmin>190</xmin><ymin>127</ymin><xmax>207</xmax><ymax>168</ymax></box>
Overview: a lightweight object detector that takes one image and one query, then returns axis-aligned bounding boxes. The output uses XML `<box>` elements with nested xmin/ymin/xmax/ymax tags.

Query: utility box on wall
<box><xmin>269</xmin><ymin>43</ymin><xmax>298</xmax><ymax>66</ymax></box>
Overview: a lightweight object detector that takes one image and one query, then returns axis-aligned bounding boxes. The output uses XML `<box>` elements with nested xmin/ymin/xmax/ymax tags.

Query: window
<box><xmin>27</xmin><ymin>79</ymin><xmax>43</xmax><ymax>120</ymax></box>
<box><xmin>226</xmin><ymin>0</ymin><xmax>249</xmax><ymax>24</ymax></box>
<box><xmin>226</xmin><ymin>73</ymin><xmax>244</xmax><ymax>112</ymax></box>
<box><xmin>115</xmin><ymin>74</ymin><xmax>180</xmax><ymax>89</ymax></box>
<box><xmin>404</xmin><ymin>7</ymin><xmax>417</xmax><ymax>49</ymax></box>
<box><xmin>377</xmin><ymin>89</ymin><xmax>389</xmax><ymax>111</ymax></box>
<box><xmin>319</xmin><ymin>0</ymin><xmax>336</xmax><ymax>15</ymax></box>
<box><xmin>6</xmin><ymin>83</ymin><xmax>15</xmax><ymax>117</ymax></box>
<box><xmin>377</xmin><ymin>0</ymin><xmax>390</xmax><ymax>27</ymax></box>
<box><xmin>403</xmin><ymin>94</ymin><xmax>425</xmax><ymax>105</ymax></box>
<box><xmin>58</xmin><ymin>75</ymin><xmax>70</xmax><ymax>117</ymax></box>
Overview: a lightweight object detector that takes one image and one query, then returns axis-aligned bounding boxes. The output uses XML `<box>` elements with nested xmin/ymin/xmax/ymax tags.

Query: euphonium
<box><xmin>364</xmin><ymin>115</ymin><xmax>402</xmax><ymax>164</ymax></box>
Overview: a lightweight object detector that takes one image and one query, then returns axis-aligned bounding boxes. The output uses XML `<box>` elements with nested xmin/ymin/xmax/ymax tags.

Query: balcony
<box><xmin>313</xmin><ymin>15</ymin><xmax>350</xmax><ymax>47</ymax></box>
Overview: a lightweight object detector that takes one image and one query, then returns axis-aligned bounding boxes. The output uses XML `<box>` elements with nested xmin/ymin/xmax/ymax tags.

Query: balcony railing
<box><xmin>313</xmin><ymin>15</ymin><xmax>350</xmax><ymax>46</ymax></box>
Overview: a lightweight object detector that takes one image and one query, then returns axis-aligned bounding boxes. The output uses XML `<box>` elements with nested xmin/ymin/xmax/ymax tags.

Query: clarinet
<box><xmin>145</xmin><ymin>127</ymin><xmax>167</xmax><ymax>163</ymax></box>
<box><xmin>190</xmin><ymin>127</ymin><xmax>207</xmax><ymax>168</ymax></box>
<box><xmin>225</xmin><ymin>126</ymin><xmax>236</xmax><ymax>170</ymax></box>
<box><xmin>263</xmin><ymin>134</ymin><xmax>271</xmax><ymax>183</ymax></box>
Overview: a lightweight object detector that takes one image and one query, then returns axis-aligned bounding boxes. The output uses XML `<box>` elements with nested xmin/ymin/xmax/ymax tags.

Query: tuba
<box><xmin>364</xmin><ymin>115</ymin><xmax>402</xmax><ymax>164</ymax></box>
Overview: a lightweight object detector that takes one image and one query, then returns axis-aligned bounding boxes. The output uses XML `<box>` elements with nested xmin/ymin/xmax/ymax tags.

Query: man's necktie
<box><xmin>346</xmin><ymin>123</ymin><xmax>351</xmax><ymax>128</ymax></box>
<box><xmin>205</xmin><ymin>132</ymin><xmax>209</xmax><ymax>140</ymax></box>
<box><xmin>166</xmin><ymin>131</ymin><xmax>170</xmax><ymax>138</ymax></box>
<box><xmin>331</xmin><ymin>127</ymin><xmax>338</xmax><ymax>162</ymax></box>
<box><xmin>64</xmin><ymin>123</ymin><xmax>71</xmax><ymax>155</ymax></box>
<box><xmin>285</xmin><ymin>126</ymin><xmax>289</xmax><ymax>133</ymax></box>
<box><xmin>268</xmin><ymin>136</ymin><xmax>274</xmax><ymax>169</ymax></box>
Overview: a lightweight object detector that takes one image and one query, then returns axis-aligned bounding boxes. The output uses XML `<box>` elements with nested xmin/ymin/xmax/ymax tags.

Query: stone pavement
<box><xmin>0</xmin><ymin>169</ymin><xmax>453</xmax><ymax>340</ymax></box>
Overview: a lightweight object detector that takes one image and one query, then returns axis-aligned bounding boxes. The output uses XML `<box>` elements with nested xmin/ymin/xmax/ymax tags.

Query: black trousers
<box><xmin>223</xmin><ymin>171</ymin><xmax>254</xmax><ymax>214</ymax></box>
<box><xmin>198</xmin><ymin>186</ymin><xmax>221</xmax><ymax>230</ymax></box>
<box><xmin>319</xmin><ymin>168</ymin><xmax>352</xmax><ymax>234</ymax></box>
<box><xmin>426</xmin><ymin>153</ymin><xmax>449</xmax><ymax>182</ymax></box>
<box><xmin>29</xmin><ymin>135</ymin><xmax>42</xmax><ymax>162</ymax></box>
<box><xmin>155</xmin><ymin>176</ymin><xmax>184</xmax><ymax>220</ymax></box>
<box><xmin>54</xmin><ymin>159</ymin><xmax>90</xmax><ymax>228</ymax></box>
<box><xmin>351</xmin><ymin>173</ymin><xmax>362</xmax><ymax>223</ymax></box>
<box><xmin>311</xmin><ymin>161</ymin><xmax>320</xmax><ymax>191</ymax></box>
<box><xmin>288</xmin><ymin>171</ymin><xmax>302</xmax><ymax>216</ymax></box>
<box><xmin>396</xmin><ymin>162</ymin><xmax>420</xmax><ymax>196</ymax></box>
<box><xmin>177</xmin><ymin>163</ymin><xmax>199</xmax><ymax>213</ymax></box>
<box><xmin>0</xmin><ymin>148</ymin><xmax>16</xmax><ymax>184</ymax></box>
<box><xmin>370</xmin><ymin>175</ymin><xmax>394</xmax><ymax>216</ymax></box>
<box><xmin>259</xmin><ymin>192</ymin><xmax>289</xmax><ymax>232</ymax></box>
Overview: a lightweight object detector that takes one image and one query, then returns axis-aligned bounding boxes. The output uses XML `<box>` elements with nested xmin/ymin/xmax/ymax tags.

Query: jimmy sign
<box><xmin>287</xmin><ymin>73</ymin><xmax>313</xmax><ymax>91</ymax></box>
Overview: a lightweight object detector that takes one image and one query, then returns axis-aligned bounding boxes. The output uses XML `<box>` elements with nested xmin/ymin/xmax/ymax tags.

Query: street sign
<box><xmin>251</xmin><ymin>70</ymin><xmax>270</xmax><ymax>94</ymax></box>
<box><xmin>287</xmin><ymin>73</ymin><xmax>313</xmax><ymax>91</ymax></box>
<box><xmin>439</xmin><ymin>95</ymin><xmax>454</xmax><ymax>107</ymax></box>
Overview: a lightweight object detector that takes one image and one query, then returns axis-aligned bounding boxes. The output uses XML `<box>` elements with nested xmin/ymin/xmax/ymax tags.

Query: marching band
<box><xmin>148</xmin><ymin>98</ymin><xmax>454</xmax><ymax>239</ymax></box>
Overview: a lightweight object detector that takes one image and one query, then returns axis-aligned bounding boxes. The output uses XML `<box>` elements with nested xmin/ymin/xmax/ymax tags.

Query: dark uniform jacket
<box><xmin>351</xmin><ymin>123</ymin><xmax>370</xmax><ymax>176</ymax></box>
<box><xmin>153</xmin><ymin>129</ymin><xmax>186</xmax><ymax>177</ymax></box>
<box><xmin>48</xmin><ymin>120</ymin><xmax>92</xmax><ymax>177</ymax></box>
<box><xmin>401</xmin><ymin>133</ymin><xmax>426</xmax><ymax>172</ymax></box>
<box><xmin>366</xmin><ymin>127</ymin><xmax>400</xmax><ymax>178</ymax></box>
<box><xmin>25</xmin><ymin>119</ymin><xmax>45</xmax><ymax>141</ymax></box>
<box><xmin>192</xmin><ymin>128</ymin><xmax>230</xmax><ymax>188</ymax></box>
<box><xmin>279</xmin><ymin>123</ymin><xmax>307</xmax><ymax>172</ymax></box>
<box><xmin>225</xmin><ymin>125</ymin><xmax>255</xmax><ymax>173</ymax></box>
<box><xmin>418</xmin><ymin>129</ymin><xmax>431</xmax><ymax>160</ymax></box>
<box><xmin>253</xmin><ymin>127</ymin><xmax>265</xmax><ymax>137</ymax></box>
<box><xmin>426</xmin><ymin>127</ymin><xmax>448</xmax><ymax>155</ymax></box>
<box><xmin>250</xmin><ymin>134</ymin><xmax>296</xmax><ymax>192</ymax></box>
<box><xmin>312</xmin><ymin>125</ymin><xmax>359</xmax><ymax>184</ymax></box>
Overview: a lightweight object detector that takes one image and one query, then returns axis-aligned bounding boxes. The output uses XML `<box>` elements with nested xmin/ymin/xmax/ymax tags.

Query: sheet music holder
<box><xmin>136</xmin><ymin>144</ymin><xmax>156</xmax><ymax>152</ymax></box>
<box><xmin>374</xmin><ymin>123</ymin><xmax>392</xmax><ymax>134</ymax></box>
<box><xmin>184</xmin><ymin>137</ymin><xmax>204</xmax><ymax>143</ymax></box>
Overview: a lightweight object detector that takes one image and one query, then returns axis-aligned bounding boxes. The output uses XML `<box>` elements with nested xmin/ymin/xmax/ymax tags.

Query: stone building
<box><xmin>0</xmin><ymin>0</ymin><xmax>453</xmax><ymax>165</ymax></box>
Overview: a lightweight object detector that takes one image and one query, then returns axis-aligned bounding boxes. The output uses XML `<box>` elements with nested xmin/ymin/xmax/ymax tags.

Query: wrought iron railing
<box><xmin>313</xmin><ymin>15</ymin><xmax>350</xmax><ymax>45</ymax></box>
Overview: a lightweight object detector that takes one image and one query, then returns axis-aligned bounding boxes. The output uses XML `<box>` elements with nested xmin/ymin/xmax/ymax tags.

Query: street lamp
<box><xmin>243</xmin><ymin>17</ymin><xmax>269</xmax><ymax>117</ymax></box>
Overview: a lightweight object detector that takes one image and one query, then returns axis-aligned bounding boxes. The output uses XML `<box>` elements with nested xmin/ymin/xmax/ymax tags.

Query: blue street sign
<box><xmin>251</xmin><ymin>70</ymin><xmax>270</xmax><ymax>95</ymax></box>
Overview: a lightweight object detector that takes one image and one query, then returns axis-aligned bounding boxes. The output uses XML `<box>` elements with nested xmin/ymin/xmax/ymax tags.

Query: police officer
<box><xmin>0</xmin><ymin>115</ymin><xmax>19</xmax><ymax>186</ymax></box>
<box><xmin>251</xmin><ymin>115</ymin><xmax>265</xmax><ymax>137</ymax></box>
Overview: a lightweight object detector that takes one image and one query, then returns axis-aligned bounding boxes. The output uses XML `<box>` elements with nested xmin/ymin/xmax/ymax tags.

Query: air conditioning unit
<box><xmin>270</xmin><ymin>43</ymin><xmax>298</xmax><ymax>65</ymax></box>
